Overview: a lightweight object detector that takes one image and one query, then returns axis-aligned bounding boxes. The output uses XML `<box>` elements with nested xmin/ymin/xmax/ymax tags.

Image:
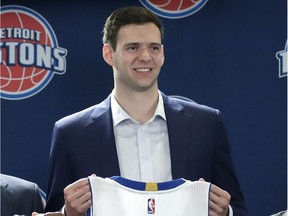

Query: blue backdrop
<box><xmin>1</xmin><ymin>0</ymin><xmax>287</xmax><ymax>215</ymax></box>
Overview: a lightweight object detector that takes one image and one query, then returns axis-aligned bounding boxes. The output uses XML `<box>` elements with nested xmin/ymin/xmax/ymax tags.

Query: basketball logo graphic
<box><xmin>0</xmin><ymin>5</ymin><xmax>67</xmax><ymax>100</ymax></box>
<box><xmin>147</xmin><ymin>198</ymin><xmax>155</xmax><ymax>214</ymax></box>
<box><xmin>139</xmin><ymin>0</ymin><xmax>208</xmax><ymax>19</ymax></box>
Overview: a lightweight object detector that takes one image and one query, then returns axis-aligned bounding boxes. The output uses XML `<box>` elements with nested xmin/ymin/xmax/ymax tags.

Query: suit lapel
<box><xmin>85</xmin><ymin>95</ymin><xmax>120</xmax><ymax>177</ymax></box>
<box><xmin>162</xmin><ymin>94</ymin><xmax>192</xmax><ymax>179</ymax></box>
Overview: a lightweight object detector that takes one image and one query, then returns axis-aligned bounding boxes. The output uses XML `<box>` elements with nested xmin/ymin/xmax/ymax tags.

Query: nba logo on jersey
<box><xmin>147</xmin><ymin>198</ymin><xmax>155</xmax><ymax>214</ymax></box>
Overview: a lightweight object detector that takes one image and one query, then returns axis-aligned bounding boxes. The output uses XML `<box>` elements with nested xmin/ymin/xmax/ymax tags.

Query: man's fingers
<box><xmin>64</xmin><ymin>178</ymin><xmax>90</xmax><ymax>194</ymax></box>
<box><xmin>197</xmin><ymin>179</ymin><xmax>230</xmax><ymax>216</ymax></box>
<box><xmin>208</xmin><ymin>184</ymin><xmax>230</xmax><ymax>216</ymax></box>
<box><xmin>65</xmin><ymin>184</ymin><xmax>91</xmax><ymax>205</ymax></box>
<box><xmin>210</xmin><ymin>184</ymin><xmax>231</xmax><ymax>202</ymax></box>
<box><xmin>209</xmin><ymin>198</ymin><xmax>224</xmax><ymax>215</ymax></box>
<box><xmin>66</xmin><ymin>197</ymin><xmax>91</xmax><ymax>214</ymax></box>
<box><xmin>210</xmin><ymin>190</ymin><xmax>230</xmax><ymax>209</ymax></box>
<box><xmin>64</xmin><ymin>177</ymin><xmax>92</xmax><ymax>215</ymax></box>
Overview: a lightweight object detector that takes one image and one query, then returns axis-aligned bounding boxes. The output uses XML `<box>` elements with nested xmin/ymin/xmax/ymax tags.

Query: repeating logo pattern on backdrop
<box><xmin>276</xmin><ymin>40</ymin><xmax>287</xmax><ymax>78</ymax></box>
<box><xmin>0</xmin><ymin>5</ymin><xmax>67</xmax><ymax>100</ymax></box>
<box><xmin>139</xmin><ymin>0</ymin><xmax>208</xmax><ymax>19</ymax></box>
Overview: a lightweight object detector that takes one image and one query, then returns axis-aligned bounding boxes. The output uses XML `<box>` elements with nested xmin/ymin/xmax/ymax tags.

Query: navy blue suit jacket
<box><xmin>45</xmin><ymin>93</ymin><xmax>248</xmax><ymax>215</ymax></box>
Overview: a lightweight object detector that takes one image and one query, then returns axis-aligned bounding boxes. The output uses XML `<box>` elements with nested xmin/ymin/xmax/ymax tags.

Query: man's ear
<box><xmin>161</xmin><ymin>45</ymin><xmax>165</xmax><ymax>66</ymax></box>
<box><xmin>102</xmin><ymin>44</ymin><xmax>115</xmax><ymax>66</ymax></box>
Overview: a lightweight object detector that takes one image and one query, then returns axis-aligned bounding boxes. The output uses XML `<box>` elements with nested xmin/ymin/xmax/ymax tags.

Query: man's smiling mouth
<box><xmin>134</xmin><ymin>68</ymin><xmax>152</xmax><ymax>72</ymax></box>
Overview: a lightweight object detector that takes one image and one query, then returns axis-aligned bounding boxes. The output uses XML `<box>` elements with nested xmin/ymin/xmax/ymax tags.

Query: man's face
<box><xmin>111</xmin><ymin>23</ymin><xmax>164</xmax><ymax>92</ymax></box>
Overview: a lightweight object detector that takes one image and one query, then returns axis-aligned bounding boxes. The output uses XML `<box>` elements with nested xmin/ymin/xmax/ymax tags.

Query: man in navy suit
<box><xmin>1</xmin><ymin>174</ymin><xmax>44</xmax><ymax>216</ymax></box>
<box><xmin>45</xmin><ymin>6</ymin><xmax>248</xmax><ymax>216</ymax></box>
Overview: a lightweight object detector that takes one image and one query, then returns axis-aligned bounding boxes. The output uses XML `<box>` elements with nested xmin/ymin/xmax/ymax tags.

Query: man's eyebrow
<box><xmin>123</xmin><ymin>42</ymin><xmax>140</xmax><ymax>47</ymax></box>
<box><xmin>123</xmin><ymin>42</ymin><xmax>162</xmax><ymax>47</ymax></box>
<box><xmin>150</xmin><ymin>42</ymin><xmax>162</xmax><ymax>47</ymax></box>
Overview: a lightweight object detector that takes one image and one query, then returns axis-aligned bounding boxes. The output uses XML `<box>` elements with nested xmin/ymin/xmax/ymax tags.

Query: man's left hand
<box><xmin>199</xmin><ymin>178</ymin><xmax>231</xmax><ymax>216</ymax></box>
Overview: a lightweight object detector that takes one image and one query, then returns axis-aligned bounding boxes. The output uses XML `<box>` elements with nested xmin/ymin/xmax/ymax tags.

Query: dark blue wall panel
<box><xmin>1</xmin><ymin>1</ymin><xmax>286</xmax><ymax>215</ymax></box>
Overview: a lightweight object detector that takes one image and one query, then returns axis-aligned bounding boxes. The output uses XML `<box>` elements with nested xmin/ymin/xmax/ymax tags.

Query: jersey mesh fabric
<box><xmin>88</xmin><ymin>176</ymin><xmax>210</xmax><ymax>216</ymax></box>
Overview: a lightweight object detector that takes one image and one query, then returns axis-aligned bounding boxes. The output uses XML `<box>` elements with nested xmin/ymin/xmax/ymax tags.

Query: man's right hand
<box><xmin>64</xmin><ymin>175</ymin><xmax>95</xmax><ymax>216</ymax></box>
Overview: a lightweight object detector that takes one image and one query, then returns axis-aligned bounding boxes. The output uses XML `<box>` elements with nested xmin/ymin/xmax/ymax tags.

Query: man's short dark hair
<box><xmin>102</xmin><ymin>6</ymin><xmax>164</xmax><ymax>51</ymax></box>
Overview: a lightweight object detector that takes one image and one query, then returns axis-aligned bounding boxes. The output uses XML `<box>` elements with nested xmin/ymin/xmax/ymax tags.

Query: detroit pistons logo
<box><xmin>139</xmin><ymin>0</ymin><xmax>208</xmax><ymax>19</ymax></box>
<box><xmin>0</xmin><ymin>5</ymin><xmax>67</xmax><ymax>100</ymax></box>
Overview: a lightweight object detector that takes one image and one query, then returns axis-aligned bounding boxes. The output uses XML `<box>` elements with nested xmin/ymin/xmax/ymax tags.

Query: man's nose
<box><xmin>138</xmin><ymin>47</ymin><xmax>152</xmax><ymax>61</ymax></box>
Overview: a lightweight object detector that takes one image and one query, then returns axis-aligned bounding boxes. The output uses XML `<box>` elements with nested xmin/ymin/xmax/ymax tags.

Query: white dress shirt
<box><xmin>111</xmin><ymin>91</ymin><xmax>233</xmax><ymax>216</ymax></box>
<box><xmin>111</xmin><ymin>91</ymin><xmax>172</xmax><ymax>182</ymax></box>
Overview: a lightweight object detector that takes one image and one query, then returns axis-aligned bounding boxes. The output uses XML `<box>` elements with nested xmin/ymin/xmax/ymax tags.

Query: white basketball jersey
<box><xmin>88</xmin><ymin>176</ymin><xmax>211</xmax><ymax>216</ymax></box>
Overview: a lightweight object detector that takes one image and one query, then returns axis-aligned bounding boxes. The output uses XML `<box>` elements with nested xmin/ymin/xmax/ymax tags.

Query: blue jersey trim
<box><xmin>110</xmin><ymin>176</ymin><xmax>186</xmax><ymax>191</ymax></box>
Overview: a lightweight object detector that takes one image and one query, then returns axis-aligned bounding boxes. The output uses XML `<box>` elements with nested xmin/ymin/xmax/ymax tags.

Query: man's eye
<box><xmin>127</xmin><ymin>46</ymin><xmax>138</xmax><ymax>51</ymax></box>
<box><xmin>151</xmin><ymin>46</ymin><xmax>161</xmax><ymax>52</ymax></box>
